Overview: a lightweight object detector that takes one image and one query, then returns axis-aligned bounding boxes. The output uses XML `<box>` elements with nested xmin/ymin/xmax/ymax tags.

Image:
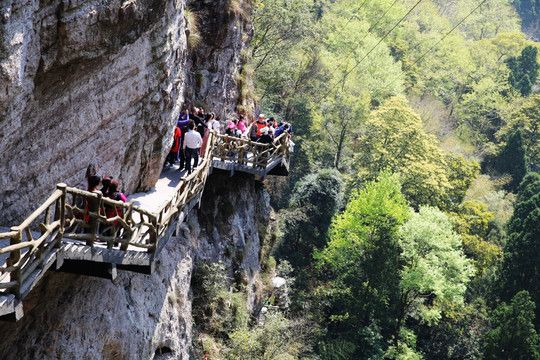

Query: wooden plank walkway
<box><xmin>0</xmin><ymin>132</ymin><xmax>290</xmax><ymax>321</ymax></box>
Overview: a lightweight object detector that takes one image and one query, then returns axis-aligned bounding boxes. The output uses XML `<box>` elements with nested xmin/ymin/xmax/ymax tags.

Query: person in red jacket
<box><xmin>165</xmin><ymin>125</ymin><xmax>182</xmax><ymax>167</ymax></box>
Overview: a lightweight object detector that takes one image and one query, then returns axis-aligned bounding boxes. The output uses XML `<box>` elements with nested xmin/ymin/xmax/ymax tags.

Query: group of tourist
<box><xmin>164</xmin><ymin>107</ymin><xmax>293</xmax><ymax>173</ymax></box>
<box><xmin>84</xmin><ymin>165</ymin><xmax>127</xmax><ymax>224</ymax></box>
<box><xmin>227</xmin><ymin>113</ymin><xmax>292</xmax><ymax>144</ymax></box>
<box><xmin>165</xmin><ymin>107</ymin><xmax>216</xmax><ymax>174</ymax></box>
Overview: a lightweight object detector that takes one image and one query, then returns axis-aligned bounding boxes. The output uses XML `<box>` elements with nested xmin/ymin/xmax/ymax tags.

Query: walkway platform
<box><xmin>0</xmin><ymin>133</ymin><xmax>291</xmax><ymax>321</ymax></box>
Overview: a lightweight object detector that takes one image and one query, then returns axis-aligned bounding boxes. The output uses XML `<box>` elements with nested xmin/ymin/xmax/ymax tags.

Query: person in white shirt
<box><xmin>210</xmin><ymin>114</ymin><xmax>221</xmax><ymax>133</ymax></box>
<box><xmin>183</xmin><ymin>121</ymin><xmax>203</xmax><ymax>174</ymax></box>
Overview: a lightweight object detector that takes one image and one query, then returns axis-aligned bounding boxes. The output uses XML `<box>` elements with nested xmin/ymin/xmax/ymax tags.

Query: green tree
<box><xmin>252</xmin><ymin>0</ymin><xmax>322</xmax><ymax>116</ymax></box>
<box><xmin>456</xmin><ymin>0</ymin><xmax>521</xmax><ymax>41</ymax></box>
<box><xmin>395</xmin><ymin>207</ymin><xmax>475</xmax><ymax>349</ymax></box>
<box><xmin>491</xmin><ymin>129</ymin><xmax>529</xmax><ymax>192</ymax></box>
<box><xmin>353</xmin><ymin>96</ymin><xmax>451</xmax><ymax>208</ymax></box>
<box><xmin>484</xmin><ymin>290</ymin><xmax>540</xmax><ymax>360</ymax></box>
<box><xmin>444</xmin><ymin>155</ymin><xmax>481</xmax><ymax>210</ymax></box>
<box><xmin>449</xmin><ymin>201</ymin><xmax>502</xmax><ymax>275</ymax></box>
<box><xmin>505</xmin><ymin>45</ymin><xmax>540</xmax><ymax>96</ymax></box>
<box><xmin>316</xmin><ymin>176</ymin><xmax>474</xmax><ymax>358</ymax></box>
<box><xmin>503</xmin><ymin>95</ymin><xmax>540</xmax><ymax>169</ymax></box>
<box><xmin>311</xmin><ymin>90</ymin><xmax>370</xmax><ymax>170</ymax></box>
<box><xmin>513</xmin><ymin>0</ymin><xmax>540</xmax><ymax>30</ymax></box>
<box><xmin>500</xmin><ymin>173</ymin><xmax>540</xmax><ymax>324</ymax></box>
<box><xmin>516</xmin><ymin>171</ymin><xmax>540</xmax><ymax>201</ymax></box>
<box><xmin>225</xmin><ymin>313</ymin><xmax>317</xmax><ymax>359</ymax></box>
<box><xmin>513</xmin><ymin>0</ymin><xmax>540</xmax><ymax>38</ymax></box>
<box><xmin>315</xmin><ymin>173</ymin><xmax>409</xmax><ymax>355</ymax></box>
<box><xmin>277</xmin><ymin>168</ymin><xmax>343</xmax><ymax>274</ymax></box>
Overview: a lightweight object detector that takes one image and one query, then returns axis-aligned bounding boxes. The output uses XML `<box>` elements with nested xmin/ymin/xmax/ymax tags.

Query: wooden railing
<box><xmin>213</xmin><ymin>132</ymin><xmax>291</xmax><ymax>169</ymax></box>
<box><xmin>0</xmin><ymin>185</ymin><xmax>66</xmax><ymax>298</ymax></box>
<box><xmin>0</xmin><ymin>131</ymin><xmax>289</xmax><ymax>311</ymax></box>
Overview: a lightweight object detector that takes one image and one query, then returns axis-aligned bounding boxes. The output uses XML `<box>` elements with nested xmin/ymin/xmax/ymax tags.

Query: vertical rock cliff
<box><xmin>0</xmin><ymin>173</ymin><xmax>272</xmax><ymax>359</ymax></box>
<box><xmin>0</xmin><ymin>0</ymin><xmax>253</xmax><ymax>225</ymax></box>
<box><xmin>0</xmin><ymin>1</ymin><xmax>267</xmax><ymax>359</ymax></box>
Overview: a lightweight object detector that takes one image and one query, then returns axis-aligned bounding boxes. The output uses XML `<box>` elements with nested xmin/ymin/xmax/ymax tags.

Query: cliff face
<box><xmin>0</xmin><ymin>1</ymin><xmax>265</xmax><ymax>358</ymax></box>
<box><xmin>0</xmin><ymin>173</ymin><xmax>271</xmax><ymax>359</ymax></box>
<box><xmin>0</xmin><ymin>0</ymin><xmax>251</xmax><ymax>225</ymax></box>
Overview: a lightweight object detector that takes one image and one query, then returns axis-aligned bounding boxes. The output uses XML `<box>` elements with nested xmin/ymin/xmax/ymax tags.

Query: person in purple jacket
<box><xmin>176</xmin><ymin>108</ymin><xmax>192</xmax><ymax>169</ymax></box>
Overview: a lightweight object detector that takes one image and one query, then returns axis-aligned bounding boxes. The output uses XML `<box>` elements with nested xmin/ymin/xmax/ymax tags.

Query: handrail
<box><xmin>0</xmin><ymin>184</ymin><xmax>67</xmax><ymax>298</ymax></box>
<box><xmin>0</xmin><ymin>130</ymin><xmax>290</xmax><ymax>306</ymax></box>
<box><xmin>212</xmin><ymin>132</ymin><xmax>289</xmax><ymax>170</ymax></box>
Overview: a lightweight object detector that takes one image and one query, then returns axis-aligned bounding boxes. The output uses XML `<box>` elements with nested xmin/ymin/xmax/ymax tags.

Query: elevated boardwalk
<box><xmin>0</xmin><ymin>132</ymin><xmax>290</xmax><ymax>321</ymax></box>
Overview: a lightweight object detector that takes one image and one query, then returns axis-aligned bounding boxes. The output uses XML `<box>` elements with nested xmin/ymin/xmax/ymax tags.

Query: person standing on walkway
<box><xmin>257</xmin><ymin>127</ymin><xmax>273</xmax><ymax>144</ymax></box>
<box><xmin>183</xmin><ymin>121</ymin><xmax>203</xmax><ymax>174</ymax></box>
<box><xmin>165</xmin><ymin>124</ymin><xmax>182</xmax><ymax>167</ymax></box>
<box><xmin>237</xmin><ymin>115</ymin><xmax>247</xmax><ymax>136</ymax></box>
<box><xmin>200</xmin><ymin>112</ymin><xmax>216</xmax><ymax>157</ymax></box>
<box><xmin>249</xmin><ymin>114</ymin><xmax>266</xmax><ymax>141</ymax></box>
<box><xmin>177</xmin><ymin>108</ymin><xmax>192</xmax><ymax>169</ymax></box>
<box><xmin>179</xmin><ymin>108</ymin><xmax>189</xmax><ymax>122</ymax></box>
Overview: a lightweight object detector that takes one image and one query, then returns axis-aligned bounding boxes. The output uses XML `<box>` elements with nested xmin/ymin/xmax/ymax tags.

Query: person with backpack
<box><xmin>274</xmin><ymin>123</ymin><xmax>291</xmax><ymax>138</ymax></box>
<box><xmin>179</xmin><ymin>108</ymin><xmax>189</xmax><ymax>122</ymax></box>
<box><xmin>177</xmin><ymin>109</ymin><xmax>192</xmax><ymax>169</ymax></box>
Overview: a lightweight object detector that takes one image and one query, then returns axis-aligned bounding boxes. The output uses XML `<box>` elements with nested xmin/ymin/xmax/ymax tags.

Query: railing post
<box><xmin>149</xmin><ymin>215</ymin><xmax>158</xmax><ymax>253</ymax></box>
<box><xmin>262</xmin><ymin>145</ymin><xmax>269</xmax><ymax>169</ymax></box>
<box><xmin>252</xmin><ymin>143</ymin><xmax>259</xmax><ymax>169</ymax></box>
<box><xmin>205</xmin><ymin>132</ymin><xmax>214</xmax><ymax>160</ymax></box>
<box><xmin>239</xmin><ymin>146</ymin><xmax>244</xmax><ymax>165</ymax></box>
<box><xmin>8</xmin><ymin>226</ymin><xmax>22</xmax><ymax>299</ymax></box>
<box><xmin>55</xmin><ymin>183</ymin><xmax>67</xmax><ymax>247</ymax></box>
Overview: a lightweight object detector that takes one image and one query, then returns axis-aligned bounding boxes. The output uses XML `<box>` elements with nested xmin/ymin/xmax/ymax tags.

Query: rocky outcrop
<box><xmin>185</xmin><ymin>0</ymin><xmax>254</xmax><ymax>117</ymax></box>
<box><xmin>0</xmin><ymin>0</ymin><xmax>253</xmax><ymax>225</ymax></box>
<box><xmin>0</xmin><ymin>173</ymin><xmax>271</xmax><ymax>359</ymax></box>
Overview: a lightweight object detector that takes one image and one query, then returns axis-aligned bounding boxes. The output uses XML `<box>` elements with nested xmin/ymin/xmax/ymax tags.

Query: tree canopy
<box><xmin>226</xmin><ymin>0</ymin><xmax>540</xmax><ymax>358</ymax></box>
<box><xmin>352</xmin><ymin>96</ymin><xmax>452</xmax><ymax>208</ymax></box>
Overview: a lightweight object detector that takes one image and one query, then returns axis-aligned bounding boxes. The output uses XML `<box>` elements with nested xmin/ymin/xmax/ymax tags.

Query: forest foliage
<box><xmin>255</xmin><ymin>0</ymin><xmax>540</xmax><ymax>358</ymax></box>
<box><xmin>196</xmin><ymin>0</ymin><xmax>540</xmax><ymax>358</ymax></box>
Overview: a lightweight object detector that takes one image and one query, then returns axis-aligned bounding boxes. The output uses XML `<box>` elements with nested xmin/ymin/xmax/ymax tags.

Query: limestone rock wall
<box><xmin>185</xmin><ymin>0</ymin><xmax>254</xmax><ymax>119</ymax></box>
<box><xmin>0</xmin><ymin>0</ymin><xmax>252</xmax><ymax>225</ymax></box>
<box><xmin>0</xmin><ymin>1</ymin><xmax>262</xmax><ymax>358</ymax></box>
<box><xmin>0</xmin><ymin>0</ymin><xmax>187</xmax><ymax>225</ymax></box>
<box><xmin>0</xmin><ymin>173</ymin><xmax>271</xmax><ymax>359</ymax></box>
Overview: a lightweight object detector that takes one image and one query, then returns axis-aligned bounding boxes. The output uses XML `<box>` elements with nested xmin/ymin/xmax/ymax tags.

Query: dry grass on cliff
<box><xmin>227</xmin><ymin>0</ymin><xmax>248</xmax><ymax>20</ymax></box>
<box><xmin>185</xmin><ymin>8</ymin><xmax>202</xmax><ymax>48</ymax></box>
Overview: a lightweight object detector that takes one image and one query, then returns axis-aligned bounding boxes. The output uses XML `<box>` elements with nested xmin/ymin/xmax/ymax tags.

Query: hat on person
<box><xmin>259</xmin><ymin>114</ymin><xmax>265</xmax><ymax>118</ymax></box>
<box><xmin>261</xmin><ymin>127</ymin><xmax>269</xmax><ymax>135</ymax></box>
<box><xmin>228</xmin><ymin>121</ymin><xmax>236</xmax><ymax>129</ymax></box>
